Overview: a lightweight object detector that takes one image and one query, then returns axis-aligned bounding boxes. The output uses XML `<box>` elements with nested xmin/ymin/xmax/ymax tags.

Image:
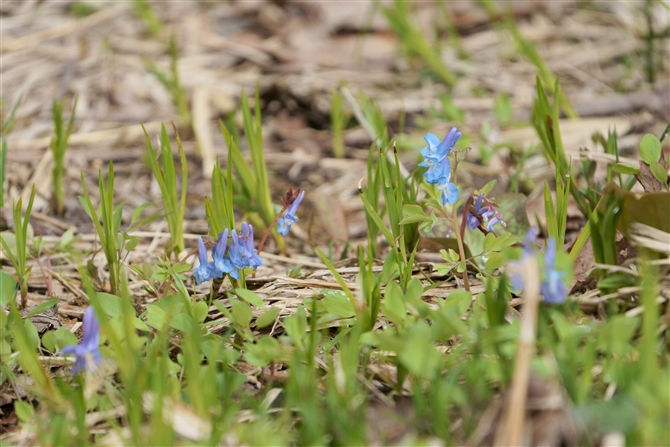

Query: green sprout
<box><xmin>50</xmin><ymin>98</ymin><xmax>77</xmax><ymax>216</ymax></box>
<box><xmin>0</xmin><ymin>186</ymin><xmax>35</xmax><ymax>309</ymax></box>
<box><xmin>143</xmin><ymin>122</ymin><xmax>188</xmax><ymax>254</ymax></box>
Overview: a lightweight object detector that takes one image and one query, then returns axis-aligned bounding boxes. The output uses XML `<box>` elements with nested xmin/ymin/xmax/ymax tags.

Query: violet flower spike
<box><xmin>61</xmin><ymin>306</ymin><xmax>102</xmax><ymax>373</ymax></box>
<box><xmin>467</xmin><ymin>194</ymin><xmax>504</xmax><ymax>231</ymax></box>
<box><xmin>193</xmin><ymin>236</ymin><xmax>215</xmax><ymax>284</ymax></box>
<box><xmin>277</xmin><ymin>190</ymin><xmax>305</xmax><ymax>236</ymax></box>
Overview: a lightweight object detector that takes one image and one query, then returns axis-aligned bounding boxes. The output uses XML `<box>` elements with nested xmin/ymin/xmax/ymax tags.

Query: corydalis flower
<box><xmin>509</xmin><ymin>229</ymin><xmax>568</xmax><ymax>304</ymax></box>
<box><xmin>226</xmin><ymin>222</ymin><xmax>263</xmax><ymax>280</ymax></box>
<box><xmin>194</xmin><ymin>223</ymin><xmax>263</xmax><ymax>284</ymax></box>
<box><xmin>61</xmin><ymin>306</ymin><xmax>102</xmax><ymax>373</ymax></box>
<box><xmin>277</xmin><ymin>190</ymin><xmax>305</xmax><ymax>236</ymax></box>
<box><xmin>194</xmin><ymin>236</ymin><xmax>219</xmax><ymax>284</ymax></box>
<box><xmin>419</xmin><ymin>128</ymin><xmax>461</xmax><ymax>205</ymax></box>
<box><xmin>466</xmin><ymin>194</ymin><xmax>504</xmax><ymax>232</ymax></box>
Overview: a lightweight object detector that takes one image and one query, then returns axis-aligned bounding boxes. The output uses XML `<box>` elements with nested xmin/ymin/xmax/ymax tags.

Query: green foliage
<box><xmin>79</xmin><ymin>163</ymin><xmax>158</xmax><ymax>295</ymax></box>
<box><xmin>0</xmin><ymin>187</ymin><xmax>35</xmax><ymax>307</ymax></box>
<box><xmin>220</xmin><ymin>87</ymin><xmax>282</xmax><ymax>249</ymax></box>
<box><xmin>330</xmin><ymin>88</ymin><xmax>351</xmax><ymax>158</ymax></box>
<box><xmin>133</xmin><ymin>0</ymin><xmax>163</xmax><ymax>37</ymax></box>
<box><xmin>143</xmin><ymin>123</ymin><xmax>188</xmax><ymax>253</ymax></box>
<box><xmin>382</xmin><ymin>0</ymin><xmax>457</xmax><ymax>87</ymax></box>
<box><xmin>50</xmin><ymin>98</ymin><xmax>77</xmax><ymax>216</ymax></box>
<box><xmin>146</xmin><ymin>35</ymin><xmax>190</xmax><ymax>130</ymax></box>
<box><xmin>532</xmin><ymin>76</ymin><xmax>589</xmax><ymax>216</ymax></box>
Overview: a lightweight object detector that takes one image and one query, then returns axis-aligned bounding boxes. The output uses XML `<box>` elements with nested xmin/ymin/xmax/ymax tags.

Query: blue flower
<box><xmin>540</xmin><ymin>238</ymin><xmax>567</xmax><ymax>304</ymax></box>
<box><xmin>419</xmin><ymin>128</ymin><xmax>461</xmax><ymax>165</ymax></box>
<box><xmin>61</xmin><ymin>306</ymin><xmax>102</xmax><ymax>373</ymax></box>
<box><xmin>508</xmin><ymin>230</ymin><xmax>568</xmax><ymax>304</ymax></box>
<box><xmin>193</xmin><ymin>236</ymin><xmax>216</xmax><ymax>284</ymax></box>
<box><xmin>226</xmin><ymin>223</ymin><xmax>263</xmax><ymax>280</ymax></box>
<box><xmin>436</xmin><ymin>179</ymin><xmax>460</xmax><ymax>205</ymax></box>
<box><xmin>239</xmin><ymin>223</ymin><xmax>262</xmax><ymax>269</ymax></box>
<box><xmin>277</xmin><ymin>190</ymin><xmax>305</xmax><ymax>236</ymax></box>
<box><xmin>213</xmin><ymin>229</ymin><xmax>233</xmax><ymax>277</ymax></box>
<box><xmin>419</xmin><ymin>129</ymin><xmax>461</xmax><ymax>205</ymax></box>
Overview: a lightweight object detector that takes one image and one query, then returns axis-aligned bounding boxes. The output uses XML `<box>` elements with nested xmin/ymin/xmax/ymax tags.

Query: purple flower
<box><xmin>277</xmin><ymin>190</ymin><xmax>305</xmax><ymax>236</ymax></box>
<box><xmin>61</xmin><ymin>307</ymin><xmax>102</xmax><ymax>373</ymax></box>
<box><xmin>510</xmin><ymin>227</ymin><xmax>538</xmax><ymax>291</ymax></box>
<box><xmin>193</xmin><ymin>236</ymin><xmax>216</xmax><ymax>284</ymax></box>
<box><xmin>466</xmin><ymin>194</ymin><xmax>504</xmax><ymax>232</ymax></box>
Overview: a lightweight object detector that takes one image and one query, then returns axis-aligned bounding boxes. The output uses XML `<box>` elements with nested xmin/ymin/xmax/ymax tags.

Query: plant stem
<box><xmin>453</xmin><ymin>205</ymin><xmax>470</xmax><ymax>292</ymax></box>
<box><xmin>257</xmin><ymin>203</ymin><xmax>289</xmax><ymax>255</ymax></box>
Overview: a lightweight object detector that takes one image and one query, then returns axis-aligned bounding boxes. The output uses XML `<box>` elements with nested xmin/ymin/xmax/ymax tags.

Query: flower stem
<box><xmin>452</xmin><ymin>204</ymin><xmax>470</xmax><ymax>292</ymax></box>
<box><xmin>257</xmin><ymin>204</ymin><xmax>289</xmax><ymax>255</ymax></box>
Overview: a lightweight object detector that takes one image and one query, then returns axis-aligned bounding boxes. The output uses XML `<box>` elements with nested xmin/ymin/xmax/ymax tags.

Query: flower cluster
<box><xmin>194</xmin><ymin>222</ymin><xmax>262</xmax><ymax>283</ymax></box>
<box><xmin>510</xmin><ymin>228</ymin><xmax>568</xmax><ymax>304</ymax></box>
<box><xmin>466</xmin><ymin>194</ymin><xmax>505</xmax><ymax>232</ymax></box>
<box><xmin>277</xmin><ymin>189</ymin><xmax>305</xmax><ymax>236</ymax></box>
<box><xmin>419</xmin><ymin>128</ymin><xmax>461</xmax><ymax>205</ymax></box>
<box><xmin>61</xmin><ymin>306</ymin><xmax>102</xmax><ymax>373</ymax></box>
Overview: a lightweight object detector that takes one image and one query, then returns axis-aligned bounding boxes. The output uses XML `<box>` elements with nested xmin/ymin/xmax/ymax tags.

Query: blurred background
<box><xmin>1</xmin><ymin>0</ymin><xmax>669</xmax><ymax>248</ymax></box>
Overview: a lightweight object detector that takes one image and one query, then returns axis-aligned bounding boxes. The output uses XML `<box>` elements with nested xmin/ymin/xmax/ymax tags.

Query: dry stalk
<box><xmin>494</xmin><ymin>255</ymin><xmax>541</xmax><ymax>447</ymax></box>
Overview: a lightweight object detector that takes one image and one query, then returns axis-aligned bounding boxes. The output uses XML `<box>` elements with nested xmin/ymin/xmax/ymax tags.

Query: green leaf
<box><xmin>485</xmin><ymin>252</ymin><xmax>507</xmax><ymax>270</ymax></box>
<box><xmin>283</xmin><ymin>306</ymin><xmax>307</xmax><ymax>348</ymax></box>
<box><xmin>193</xmin><ymin>301</ymin><xmax>209</xmax><ymax>324</ymax></box>
<box><xmin>0</xmin><ymin>270</ymin><xmax>16</xmax><ymax>308</ymax></box>
<box><xmin>494</xmin><ymin>93</ymin><xmax>513</xmax><ymax>125</ymax></box>
<box><xmin>640</xmin><ymin>133</ymin><xmax>662</xmax><ymax>164</ymax></box>
<box><xmin>14</xmin><ymin>401</ymin><xmax>34</xmax><ymax>422</ymax></box>
<box><xmin>649</xmin><ymin>161</ymin><xmax>668</xmax><ymax>184</ymax></box>
<box><xmin>399</xmin><ymin>204</ymin><xmax>430</xmax><ymax>225</ymax></box>
<box><xmin>235</xmin><ymin>288</ymin><xmax>264</xmax><ymax>308</ymax></box>
<box><xmin>41</xmin><ymin>331</ymin><xmax>56</xmax><ymax>353</ymax></box>
<box><xmin>611</xmin><ymin>163</ymin><xmax>641</xmax><ymax>176</ymax></box>
<box><xmin>25</xmin><ymin>299</ymin><xmax>59</xmax><ymax>319</ymax></box>
<box><xmin>322</xmin><ymin>290</ymin><xmax>356</xmax><ymax>319</ymax></box>
<box><xmin>244</xmin><ymin>336</ymin><xmax>282</xmax><ymax>367</ymax></box>
<box><xmin>442</xmin><ymin>289</ymin><xmax>472</xmax><ymax>316</ymax></box>
<box><xmin>54</xmin><ymin>326</ymin><xmax>78</xmax><ymax>351</ymax></box>
<box><xmin>597</xmin><ymin>315</ymin><xmax>639</xmax><ymax>356</ymax></box>
<box><xmin>97</xmin><ymin>293</ymin><xmax>123</xmax><ymax>318</ymax></box>
<box><xmin>146</xmin><ymin>304</ymin><xmax>167</xmax><ymax>330</ymax></box>
<box><xmin>231</xmin><ymin>300</ymin><xmax>252</xmax><ymax>328</ymax></box>
<box><xmin>170</xmin><ymin>313</ymin><xmax>195</xmax><ymax>333</ymax></box>
<box><xmin>381</xmin><ymin>281</ymin><xmax>406</xmax><ymax>327</ymax></box>
<box><xmin>398</xmin><ymin>322</ymin><xmax>441</xmax><ymax>379</ymax></box>
<box><xmin>255</xmin><ymin>307</ymin><xmax>280</xmax><ymax>329</ymax></box>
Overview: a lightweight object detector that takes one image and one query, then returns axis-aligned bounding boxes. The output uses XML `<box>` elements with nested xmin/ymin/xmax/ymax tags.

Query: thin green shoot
<box><xmin>0</xmin><ymin>186</ymin><xmax>36</xmax><ymax>308</ymax></box>
<box><xmin>146</xmin><ymin>35</ymin><xmax>191</xmax><ymax>131</ymax></box>
<box><xmin>79</xmin><ymin>163</ymin><xmax>122</xmax><ymax>295</ymax></box>
<box><xmin>50</xmin><ymin>98</ymin><xmax>77</xmax><ymax>216</ymax></box>
<box><xmin>143</xmin><ymin>122</ymin><xmax>188</xmax><ymax>254</ymax></box>
<box><xmin>330</xmin><ymin>88</ymin><xmax>350</xmax><ymax>158</ymax></box>
<box><xmin>382</xmin><ymin>0</ymin><xmax>457</xmax><ymax>87</ymax></box>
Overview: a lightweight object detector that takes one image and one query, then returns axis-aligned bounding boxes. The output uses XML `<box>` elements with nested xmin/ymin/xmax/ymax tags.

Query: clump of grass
<box><xmin>143</xmin><ymin>122</ymin><xmax>188</xmax><ymax>254</ymax></box>
<box><xmin>50</xmin><ymin>98</ymin><xmax>77</xmax><ymax>216</ymax></box>
<box><xmin>0</xmin><ymin>187</ymin><xmax>35</xmax><ymax>308</ymax></box>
